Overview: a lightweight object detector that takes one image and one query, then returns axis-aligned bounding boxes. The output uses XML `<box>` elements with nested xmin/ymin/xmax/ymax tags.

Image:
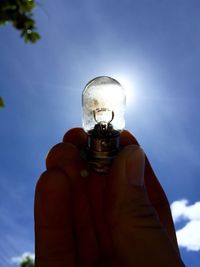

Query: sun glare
<box><xmin>114</xmin><ymin>75</ymin><xmax>135</xmax><ymax>109</ymax></box>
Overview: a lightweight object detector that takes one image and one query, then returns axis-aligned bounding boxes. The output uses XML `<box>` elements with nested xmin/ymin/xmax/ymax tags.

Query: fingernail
<box><xmin>125</xmin><ymin>145</ymin><xmax>145</xmax><ymax>186</ymax></box>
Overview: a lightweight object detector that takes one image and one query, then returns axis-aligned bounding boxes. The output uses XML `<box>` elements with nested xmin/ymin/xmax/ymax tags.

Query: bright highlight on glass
<box><xmin>82</xmin><ymin>76</ymin><xmax>126</xmax><ymax>132</ymax></box>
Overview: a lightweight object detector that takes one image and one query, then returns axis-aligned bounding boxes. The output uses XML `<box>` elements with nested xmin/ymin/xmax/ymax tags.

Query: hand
<box><xmin>34</xmin><ymin>128</ymin><xmax>185</xmax><ymax>267</ymax></box>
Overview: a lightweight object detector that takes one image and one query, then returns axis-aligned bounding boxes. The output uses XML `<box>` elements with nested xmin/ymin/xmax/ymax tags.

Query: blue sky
<box><xmin>0</xmin><ymin>0</ymin><xmax>200</xmax><ymax>266</ymax></box>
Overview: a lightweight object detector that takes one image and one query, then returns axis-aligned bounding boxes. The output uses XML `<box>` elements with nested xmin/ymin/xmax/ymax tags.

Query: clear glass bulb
<box><xmin>82</xmin><ymin>76</ymin><xmax>126</xmax><ymax>132</ymax></box>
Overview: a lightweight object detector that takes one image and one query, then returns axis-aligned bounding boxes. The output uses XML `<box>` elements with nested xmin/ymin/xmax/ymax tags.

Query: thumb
<box><xmin>107</xmin><ymin>145</ymin><xmax>184</xmax><ymax>267</ymax></box>
<box><xmin>108</xmin><ymin>144</ymin><xmax>152</xmax><ymax>227</ymax></box>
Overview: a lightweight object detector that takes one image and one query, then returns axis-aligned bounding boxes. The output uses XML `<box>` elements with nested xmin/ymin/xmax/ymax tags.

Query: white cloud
<box><xmin>171</xmin><ymin>199</ymin><xmax>200</xmax><ymax>251</ymax></box>
<box><xmin>171</xmin><ymin>199</ymin><xmax>200</xmax><ymax>223</ymax></box>
<box><xmin>11</xmin><ymin>252</ymin><xmax>35</xmax><ymax>265</ymax></box>
<box><xmin>176</xmin><ymin>220</ymin><xmax>200</xmax><ymax>251</ymax></box>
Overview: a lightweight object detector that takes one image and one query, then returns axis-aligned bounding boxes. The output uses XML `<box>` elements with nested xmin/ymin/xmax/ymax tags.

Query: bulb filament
<box><xmin>92</xmin><ymin>108</ymin><xmax>115</xmax><ymax>136</ymax></box>
<box><xmin>93</xmin><ymin>108</ymin><xmax>114</xmax><ymax>124</ymax></box>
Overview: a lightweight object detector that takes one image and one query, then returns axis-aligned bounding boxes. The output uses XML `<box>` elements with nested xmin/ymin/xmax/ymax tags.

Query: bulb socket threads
<box><xmin>87</xmin><ymin>123</ymin><xmax>120</xmax><ymax>173</ymax></box>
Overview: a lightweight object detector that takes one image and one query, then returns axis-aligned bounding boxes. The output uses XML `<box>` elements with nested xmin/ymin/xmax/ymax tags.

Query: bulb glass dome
<box><xmin>82</xmin><ymin>76</ymin><xmax>126</xmax><ymax>132</ymax></box>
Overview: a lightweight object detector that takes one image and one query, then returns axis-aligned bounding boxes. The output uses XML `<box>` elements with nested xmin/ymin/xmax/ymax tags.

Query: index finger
<box><xmin>63</xmin><ymin>128</ymin><xmax>87</xmax><ymax>147</ymax></box>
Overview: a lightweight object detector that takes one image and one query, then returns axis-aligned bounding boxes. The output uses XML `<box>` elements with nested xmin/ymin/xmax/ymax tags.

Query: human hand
<box><xmin>34</xmin><ymin>128</ymin><xmax>185</xmax><ymax>267</ymax></box>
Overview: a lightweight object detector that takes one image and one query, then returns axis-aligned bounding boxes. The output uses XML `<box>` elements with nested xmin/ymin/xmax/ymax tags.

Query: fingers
<box><xmin>46</xmin><ymin>127</ymin><xmax>178</xmax><ymax>261</ymax></box>
<box><xmin>63</xmin><ymin>127</ymin><xmax>87</xmax><ymax>148</ymax></box>
<box><xmin>62</xmin><ymin>128</ymin><xmax>138</xmax><ymax>148</ymax></box>
<box><xmin>120</xmin><ymin>130</ymin><xmax>139</xmax><ymax>146</ymax></box>
<box><xmin>46</xmin><ymin>142</ymin><xmax>100</xmax><ymax>266</ymax></box>
<box><xmin>61</xmin><ymin>128</ymin><xmax>177</xmax><ymax>246</ymax></box>
<box><xmin>34</xmin><ymin>169</ymin><xmax>75</xmax><ymax>267</ymax></box>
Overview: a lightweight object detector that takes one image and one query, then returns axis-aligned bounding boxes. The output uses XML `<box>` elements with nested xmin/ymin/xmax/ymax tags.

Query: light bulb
<box><xmin>82</xmin><ymin>76</ymin><xmax>126</xmax><ymax>173</ymax></box>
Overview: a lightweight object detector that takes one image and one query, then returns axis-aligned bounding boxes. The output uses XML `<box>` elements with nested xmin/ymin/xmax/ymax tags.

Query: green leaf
<box><xmin>18</xmin><ymin>0</ymin><xmax>35</xmax><ymax>13</ymax></box>
<box><xmin>0</xmin><ymin>97</ymin><xmax>5</xmax><ymax>108</ymax></box>
<box><xmin>0</xmin><ymin>20</ymin><xmax>6</xmax><ymax>25</ymax></box>
<box><xmin>20</xmin><ymin>255</ymin><xmax>34</xmax><ymax>267</ymax></box>
<box><xmin>24</xmin><ymin>30</ymin><xmax>40</xmax><ymax>43</ymax></box>
<box><xmin>0</xmin><ymin>0</ymin><xmax>40</xmax><ymax>44</ymax></box>
<box><xmin>29</xmin><ymin>31</ymin><xmax>40</xmax><ymax>42</ymax></box>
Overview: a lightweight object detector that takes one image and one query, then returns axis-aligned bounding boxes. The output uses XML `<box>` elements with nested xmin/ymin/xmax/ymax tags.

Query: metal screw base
<box><xmin>87</xmin><ymin>127</ymin><xmax>120</xmax><ymax>174</ymax></box>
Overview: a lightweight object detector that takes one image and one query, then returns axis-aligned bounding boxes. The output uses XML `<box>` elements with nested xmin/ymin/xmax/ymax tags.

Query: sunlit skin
<box><xmin>34</xmin><ymin>128</ymin><xmax>185</xmax><ymax>267</ymax></box>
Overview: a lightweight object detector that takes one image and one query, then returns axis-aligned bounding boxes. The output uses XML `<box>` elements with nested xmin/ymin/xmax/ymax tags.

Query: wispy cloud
<box><xmin>11</xmin><ymin>252</ymin><xmax>35</xmax><ymax>265</ymax></box>
<box><xmin>171</xmin><ymin>199</ymin><xmax>200</xmax><ymax>251</ymax></box>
